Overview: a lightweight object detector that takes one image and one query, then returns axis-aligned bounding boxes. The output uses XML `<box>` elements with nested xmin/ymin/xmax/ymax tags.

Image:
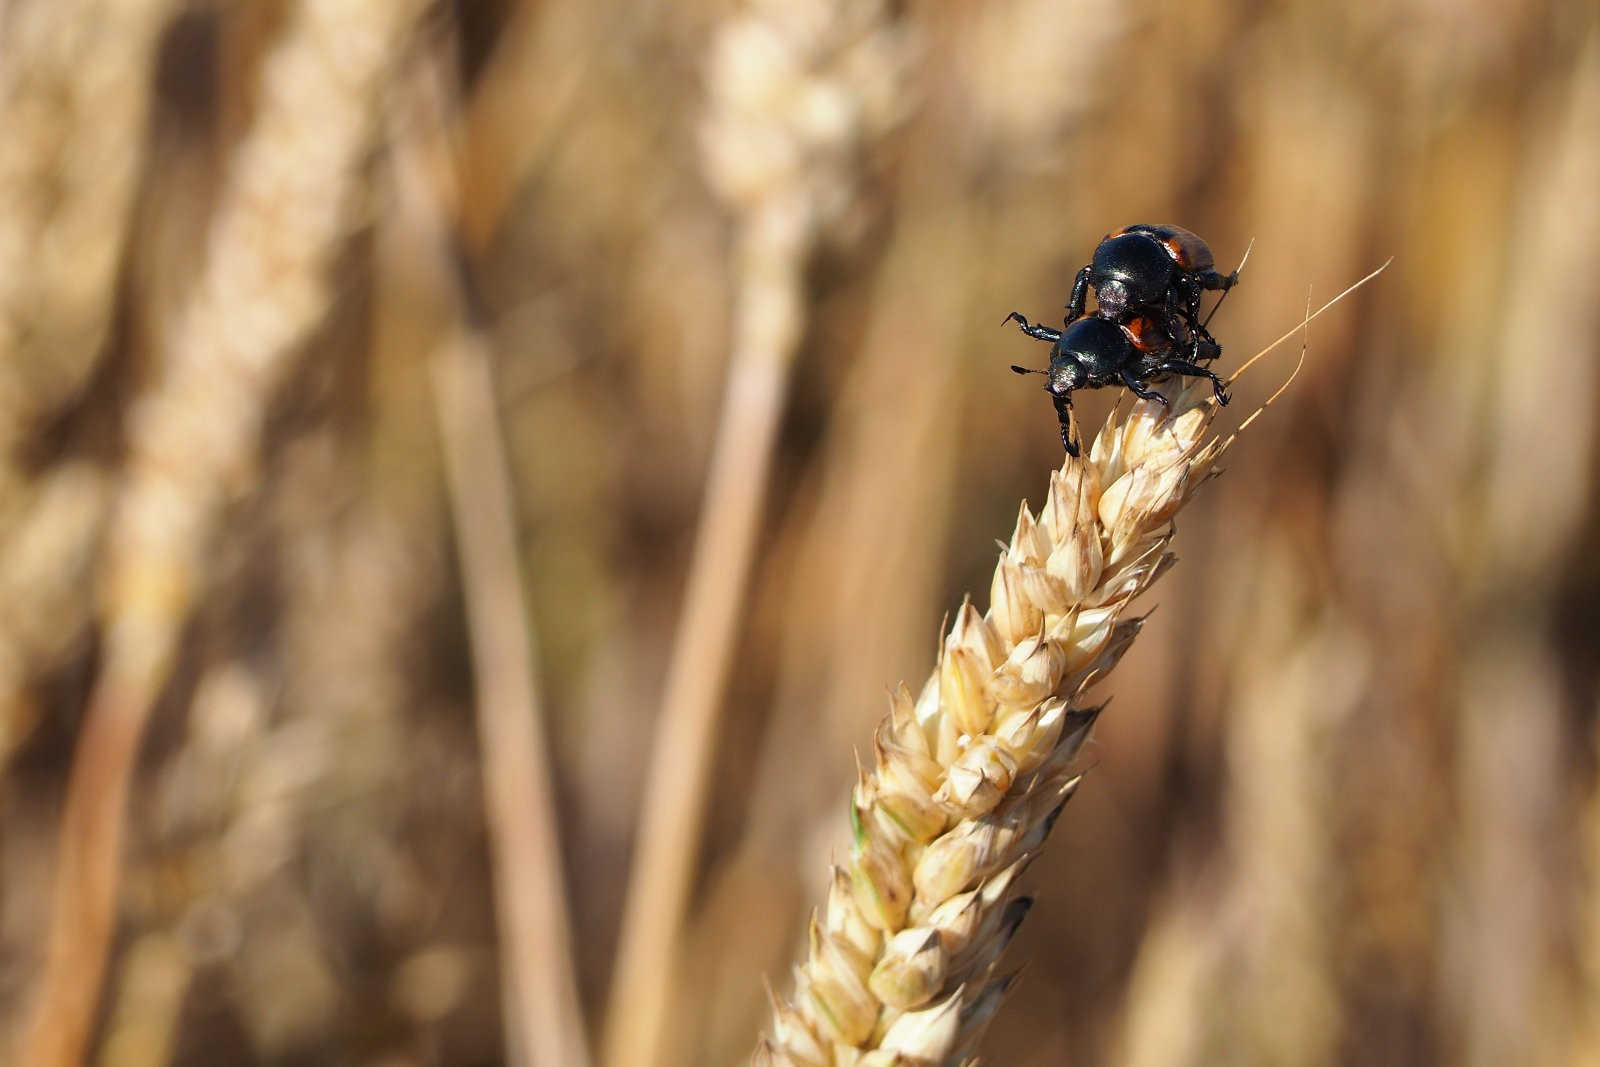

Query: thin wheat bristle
<box><xmin>757</xmin><ymin>378</ymin><xmax>1225</xmax><ymax>1064</ymax></box>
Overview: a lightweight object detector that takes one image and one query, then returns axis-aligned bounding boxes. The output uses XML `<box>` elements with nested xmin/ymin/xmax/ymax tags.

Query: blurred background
<box><xmin>2</xmin><ymin>0</ymin><xmax>1599</xmax><ymax>1065</ymax></box>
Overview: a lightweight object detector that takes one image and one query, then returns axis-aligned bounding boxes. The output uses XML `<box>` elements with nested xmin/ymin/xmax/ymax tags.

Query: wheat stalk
<box><xmin>755</xmin><ymin>377</ymin><xmax>1228</xmax><ymax>1066</ymax></box>
<box><xmin>605</xmin><ymin>3</ymin><xmax>912</xmax><ymax>1064</ymax></box>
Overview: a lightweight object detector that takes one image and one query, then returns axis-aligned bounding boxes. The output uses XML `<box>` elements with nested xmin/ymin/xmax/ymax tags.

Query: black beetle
<box><xmin>1004</xmin><ymin>312</ymin><xmax>1228</xmax><ymax>456</ymax></box>
<box><xmin>1064</xmin><ymin>223</ymin><xmax>1238</xmax><ymax>344</ymax></box>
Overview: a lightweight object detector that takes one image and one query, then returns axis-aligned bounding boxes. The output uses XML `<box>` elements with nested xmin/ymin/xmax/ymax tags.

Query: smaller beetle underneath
<box><xmin>1005</xmin><ymin>313</ymin><xmax>1228</xmax><ymax>457</ymax></box>
<box><xmin>1006</xmin><ymin>223</ymin><xmax>1240</xmax><ymax>456</ymax></box>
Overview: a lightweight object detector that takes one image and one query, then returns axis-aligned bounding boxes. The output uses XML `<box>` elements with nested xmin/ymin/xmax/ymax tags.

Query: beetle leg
<box><xmin>1166</xmin><ymin>285</ymin><xmax>1208</xmax><ymax>338</ymax></box>
<box><xmin>1154</xmin><ymin>295</ymin><xmax>1220</xmax><ymax>359</ymax></box>
<box><xmin>1120</xmin><ymin>369</ymin><xmax>1170</xmax><ymax>405</ymax></box>
<box><xmin>1052</xmin><ymin>392</ymin><xmax>1079</xmax><ymax>457</ymax></box>
<box><xmin>1161</xmin><ymin>303</ymin><xmax>1199</xmax><ymax>351</ymax></box>
<box><xmin>1064</xmin><ymin>266</ymin><xmax>1092</xmax><ymax>325</ymax></box>
<box><xmin>1003</xmin><ymin>311</ymin><xmax>1062</xmax><ymax>342</ymax></box>
<box><xmin>1200</xmin><ymin>243</ymin><xmax>1249</xmax><ymax>328</ymax></box>
<box><xmin>1187</xmin><ymin>334</ymin><xmax>1221</xmax><ymax>363</ymax></box>
<box><xmin>1190</xmin><ymin>323</ymin><xmax>1222</xmax><ymax>356</ymax></box>
<box><xmin>1157</xmin><ymin>359</ymin><xmax>1230</xmax><ymax>405</ymax></box>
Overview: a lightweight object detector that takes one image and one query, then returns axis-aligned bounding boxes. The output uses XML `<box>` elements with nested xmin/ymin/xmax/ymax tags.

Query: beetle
<box><xmin>1004</xmin><ymin>311</ymin><xmax>1228</xmax><ymax>456</ymax></box>
<box><xmin>1063</xmin><ymin>224</ymin><xmax>1239</xmax><ymax>345</ymax></box>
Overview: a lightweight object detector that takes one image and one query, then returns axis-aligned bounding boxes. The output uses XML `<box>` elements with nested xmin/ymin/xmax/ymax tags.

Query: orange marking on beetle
<box><xmin>1162</xmin><ymin>235</ymin><xmax>1194</xmax><ymax>268</ymax></box>
<box><xmin>1118</xmin><ymin>315</ymin><xmax>1163</xmax><ymax>353</ymax></box>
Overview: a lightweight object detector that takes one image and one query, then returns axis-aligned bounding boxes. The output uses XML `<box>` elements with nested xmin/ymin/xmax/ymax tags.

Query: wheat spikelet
<box><xmin>756</xmin><ymin>377</ymin><xmax>1228</xmax><ymax>1065</ymax></box>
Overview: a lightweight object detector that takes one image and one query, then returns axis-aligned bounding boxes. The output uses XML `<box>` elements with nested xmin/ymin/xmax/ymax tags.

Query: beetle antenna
<box><xmin>1011</xmin><ymin>365</ymin><xmax>1043</xmax><ymax>376</ymax></box>
<box><xmin>1202</xmin><ymin>236</ymin><xmax>1255</xmax><ymax>329</ymax></box>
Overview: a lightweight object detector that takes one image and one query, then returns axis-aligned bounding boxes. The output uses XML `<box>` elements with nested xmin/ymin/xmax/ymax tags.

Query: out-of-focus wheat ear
<box><xmin>17</xmin><ymin>5</ymin><xmax>428</xmax><ymax>1066</ymax></box>
<box><xmin>756</xmin><ymin>376</ymin><xmax>1229</xmax><ymax>1064</ymax></box>
<box><xmin>0</xmin><ymin>0</ymin><xmax>169</xmax><ymax>762</ymax></box>
<box><xmin>0</xmin><ymin>0</ymin><xmax>169</xmax><ymax>446</ymax></box>
<box><xmin>603</xmin><ymin>2</ymin><xmax>914</xmax><ymax>1063</ymax></box>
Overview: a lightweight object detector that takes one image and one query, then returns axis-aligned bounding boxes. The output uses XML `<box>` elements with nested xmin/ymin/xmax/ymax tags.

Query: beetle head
<box><xmin>1094</xmin><ymin>278</ymin><xmax>1131</xmax><ymax>320</ymax></box>
<box><xmin>1048</xmin><ymin>355</ymin><xmax>1084</xmax><ymax>396</ymax></box>
<box><xmin>1092</xmin><ymin>232</ymin><xmax>1174</xmax><ymax>312</ymax></box>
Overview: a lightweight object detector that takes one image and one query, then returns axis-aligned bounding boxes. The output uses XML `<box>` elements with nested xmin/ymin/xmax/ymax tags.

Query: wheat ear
<box><xmin>17</xmin><ymin>4</ymin><xmax>425</xmax><ymax>1065</ymax></box>
<box><xmin>756</xmin><ymin>376</ymin><xmax>1227</xmax><ymax>1066</ymax></box>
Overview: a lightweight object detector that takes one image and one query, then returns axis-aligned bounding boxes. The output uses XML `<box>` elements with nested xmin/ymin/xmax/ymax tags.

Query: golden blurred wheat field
<box><xmin>1</xmin><ymin>0</ymin><xmax>1598</xmax><ymax>1065</ymax></box>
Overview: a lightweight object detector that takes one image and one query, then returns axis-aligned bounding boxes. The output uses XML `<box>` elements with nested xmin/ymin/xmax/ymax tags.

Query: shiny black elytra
<box><xmin>1004</xmin><ymin>314</ymin><xmax>1228</xmax><ymax>457</ymax></box>
<box><xmin>1066</xmin><ymin>223</ymin><xmax>1239</xmax><ymax>347</ymax></box>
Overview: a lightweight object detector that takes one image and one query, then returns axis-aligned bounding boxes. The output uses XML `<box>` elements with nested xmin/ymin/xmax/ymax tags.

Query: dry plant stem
<box><xmin>432</xmin><ymin>335</ymin><xmax>592</xmax><ymax>1067</ymax></box>
<box><xmin>615</xmin><ymin>0</ymin><xmax>911</xmax><ymax>1056</ymax></box>
<box><xmin>390</xmin><ymin>68</ymin><xmax>593</xmax><ymax>1067</ymax></box>
<box><xmin>17</xmin><ymin>4</ymin><xmax>424</xmax><ymax>1064</ymax></box>
<box><xmin>605</xmin><ymin>201</ymin><xmax>808</xmax><ymax>1067</ymax></box>
<box><xmin>756</xmin><ymin>378</ymin><xmax>1230</xmax><ymax>1066</ymax></box>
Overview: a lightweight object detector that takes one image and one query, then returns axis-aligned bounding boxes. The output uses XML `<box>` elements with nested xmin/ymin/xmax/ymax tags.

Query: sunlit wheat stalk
<box><xmin>604</xmin><ymin>2</ymin><xmax>913</xmax><ymax>1064</ymax></box>
<box><xmin>387</xmin><ymin>50</ymin><xmax>594</xmax><ymax>1067</ymax></box>
<box><xmin>756</xmin><ymin>377</ymin><xmax>1225</xmax><ymax>1065</ymax></box>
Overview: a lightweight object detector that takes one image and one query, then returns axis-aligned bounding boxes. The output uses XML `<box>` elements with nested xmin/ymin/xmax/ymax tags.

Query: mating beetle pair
<box><xmin>1007</xmin><ymin>224</ymin><xmax>1239</xmax><ymax>456</ymax></box>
